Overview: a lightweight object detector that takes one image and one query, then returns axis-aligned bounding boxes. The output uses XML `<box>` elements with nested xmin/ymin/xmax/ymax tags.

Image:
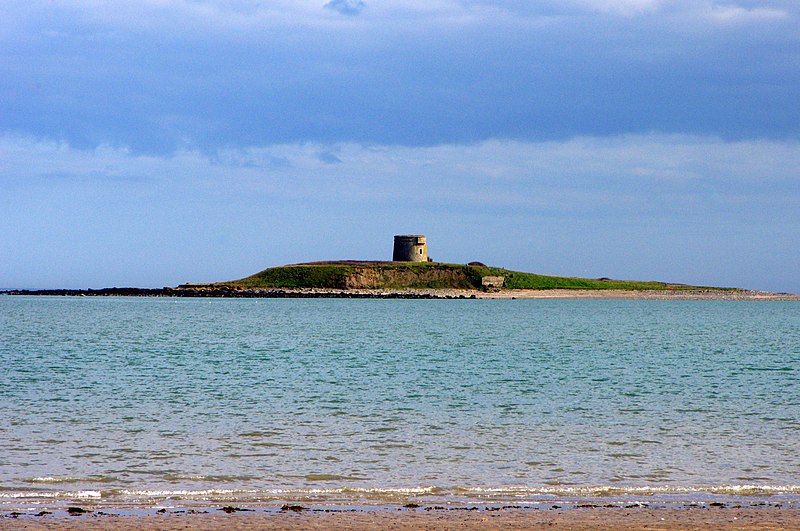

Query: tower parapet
<box><xmin>393</xmin><ymin>235</ymin><xmax>428</xmax><ymax>262</ymax></box>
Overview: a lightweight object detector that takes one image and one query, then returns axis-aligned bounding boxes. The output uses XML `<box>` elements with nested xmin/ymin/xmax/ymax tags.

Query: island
<box><xmin>3</xmin><ymin>235</ymin><xmax>798</xmax><ymax>300</ymax></box>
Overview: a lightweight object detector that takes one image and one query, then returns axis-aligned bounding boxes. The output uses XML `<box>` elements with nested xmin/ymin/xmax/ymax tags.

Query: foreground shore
<box><xmin>4</xmin><ymin>505</ymin><xmax>800</xmax><ymax>530</ymax></box>
<box><xmin>3</xmin><ymin>287</ymin><xmax>799</xmax><ymax>300</ymax></box>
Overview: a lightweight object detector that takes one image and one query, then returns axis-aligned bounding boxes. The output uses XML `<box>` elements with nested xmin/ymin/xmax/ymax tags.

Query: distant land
<box><xmin>6</xmin><ymin>260</ymin><xmax>799</xmax><ymax>300</ymax></box>
<box><xmin>4</xmin><ymin>260</ymin><xmax>800</xmax><ymax>300</ymax></box>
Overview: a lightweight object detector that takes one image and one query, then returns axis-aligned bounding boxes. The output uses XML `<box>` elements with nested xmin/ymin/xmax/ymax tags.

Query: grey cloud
<box><xmin>1</xmin><ymin>1</ymin><xmax>798</xmax><ymax>155</ymax></box>
<box><xmin>269</xmin><ymin>156</ymin><xmax>292</xmax><ymax>169</ymax></box>
<box><xmin>316</xmin><ymin>151</ymin><xmax>343</xmax><ymax>164</ymax></box>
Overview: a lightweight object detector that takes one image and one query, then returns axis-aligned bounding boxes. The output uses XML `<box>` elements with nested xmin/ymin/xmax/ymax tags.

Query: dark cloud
<box><xmin>1</xmin><ymin>2</ymin><xmax>798</xmax><ymax>154</ymax></box>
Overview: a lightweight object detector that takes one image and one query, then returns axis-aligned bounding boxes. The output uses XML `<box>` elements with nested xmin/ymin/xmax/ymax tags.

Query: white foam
<box><xmin>93</xmin><ymin>484</ymin><xmax>800</xmax><ymax>498</ymax></box>
<box><xmin>0</xmin><ymin>490</ymin><xmax>102</xmax><ymax>499</ymax></box>
<box><xmin>114</xmin><ymin>488</ymin><xmax>260</xmax><ymax>497</ymax></box>
<box><xmin>3</xmin><ymin>484</ymin><xmax>800</xmax><ymax>503</ymax></box>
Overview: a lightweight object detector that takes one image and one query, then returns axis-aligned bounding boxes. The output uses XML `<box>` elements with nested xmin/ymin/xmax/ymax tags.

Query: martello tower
<box><xmin>393</xmin><ymin>235</ymin><xmax>428</xmax><ymax>262</ymax></box>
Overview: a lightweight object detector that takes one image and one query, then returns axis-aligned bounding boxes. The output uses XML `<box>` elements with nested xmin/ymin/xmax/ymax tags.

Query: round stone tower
<box><xmin>393</xmin><ymin>235</ymin><xmax>428</xmax><ymax>262</ymax></box>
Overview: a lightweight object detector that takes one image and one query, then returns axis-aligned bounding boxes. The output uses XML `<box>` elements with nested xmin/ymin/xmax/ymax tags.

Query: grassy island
<box><xmin>214</xmin><ymin>261</ymin><xmax>729</xmax><ymax>292</ymax></box>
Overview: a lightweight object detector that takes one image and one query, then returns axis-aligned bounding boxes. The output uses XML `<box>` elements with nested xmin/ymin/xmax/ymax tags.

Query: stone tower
<box><xmin>393</xmin><ymin>235</ymin><xmax>428</xmax><ymax>262</ymax></box>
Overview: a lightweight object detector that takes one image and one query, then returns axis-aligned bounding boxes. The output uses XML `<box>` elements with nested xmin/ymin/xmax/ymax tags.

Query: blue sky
<box><xmin>2</xmin><ymin>0</ymin><xmax>799</xmax><ymax>291</ymax></box>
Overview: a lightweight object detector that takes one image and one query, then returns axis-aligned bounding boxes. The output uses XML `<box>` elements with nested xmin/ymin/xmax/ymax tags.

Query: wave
<box><xmin>2</xmin><ymin>484</ymin><xmax>800</xmax><ymax>503</ymax></box>
<box><xmin>159</xmin><ymin>475</ymin><xmax>258</xmax><ymax>483</ymax></box>
<box><xmin>451</xmin><ymin>485</ymin><xmax>800</xmax><ymax>497</ymax></box>
<box><xmin>22</xmin><ymin>476</ymin><xmax>119</xmax><ymax>484</ymax></box>
<box><xmin>0</xmin><ymin>490</ymin><xmax>102</xmax><ymax>499</ymax></box>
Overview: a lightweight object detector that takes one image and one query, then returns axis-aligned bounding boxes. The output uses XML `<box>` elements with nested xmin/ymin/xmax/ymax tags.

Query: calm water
<box><xmin>1</xmin><ymin>296</ymin><xmax>799</xmax><ymax>508</ymax></box>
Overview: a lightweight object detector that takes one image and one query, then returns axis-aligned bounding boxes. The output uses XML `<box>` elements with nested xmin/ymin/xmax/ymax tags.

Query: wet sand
<box><xmin>4</xmin><ymin>506</ymin><xmax>800</xmax><ymax>530</ymax></box>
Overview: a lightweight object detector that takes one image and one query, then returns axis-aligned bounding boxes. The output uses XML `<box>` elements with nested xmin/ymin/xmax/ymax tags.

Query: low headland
<box><xmin>4</xmin><ymin>261</ymin><xmax>798</xmax><ymax>300</ymax></box>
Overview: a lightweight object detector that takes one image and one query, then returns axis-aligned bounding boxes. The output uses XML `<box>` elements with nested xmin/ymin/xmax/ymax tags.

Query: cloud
<box><xmin>707</xmin><ymin>4</ymin><xmax>788</xmax><ymax>23</ymax></box>
<box><xmin>3</xmin><ymin>133</ymin><xmax>797</xmax><ymax>208</ymax></box>
<box><xmin>1</xmin><ymin>1</ymin><xmax>798</xmax><ymax>155</ymax></box>
<box><xmin>324</xmin><ymin>0</ymin><xmax>366</xmax><ymax>16</ymax></box>
<box><xmin>316</xmin><ymin>151</ymin><xmax>343</xmax><ymax>164</ymax></box>
<box><xmin>568</xmin><ymin>0</ymin><xmax>663</xmax><ymax>16</ymax></box>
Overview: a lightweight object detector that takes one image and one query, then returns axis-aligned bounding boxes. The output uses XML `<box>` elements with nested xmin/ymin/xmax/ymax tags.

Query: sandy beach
<box><xmin>289</xmin><ymin>287</ymin><xmax>800</xmax><ymax>300</ymax></box>
<box><xmin>4</xmin><ymin>505</ymin><xmax>800</xmax><ymax>530</ymax></box>
<box><xmin>475</xmin><ymin>289</ymin><xmax>800</xmax><ymax>300</ymax></box>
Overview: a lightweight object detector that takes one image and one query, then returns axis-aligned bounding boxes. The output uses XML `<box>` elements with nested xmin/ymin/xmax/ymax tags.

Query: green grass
<box><xmin>223</xmin><ymin>264</ymin><xmax>355</xmax><ymax>289</ymax></box>
<box><xmin>462</xmin><ymin>265</ymin><xmax>727</xmax><ymax>290</ymax></box>
<box><xmin>220</xmin><ymin>261</ymin><xmax>734</xmax><ymax>291</ymax></box>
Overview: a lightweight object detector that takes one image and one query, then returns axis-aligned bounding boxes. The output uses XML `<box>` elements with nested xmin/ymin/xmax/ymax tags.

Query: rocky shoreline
<box><xmin>0</xmin><ymin>287</ymin><xmax>475</xmax><ymax>299</ymax></box>
<box><xmin>2</xmin><ymin>286</ymin><xmax>799</xmax><ymax>300</ymax></box>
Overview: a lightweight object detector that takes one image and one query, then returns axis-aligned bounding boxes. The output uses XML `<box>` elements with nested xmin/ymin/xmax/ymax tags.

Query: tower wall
<box><xmin>393</xmin><ymin>235</ymin><xmax>428</xmax><ymax>262</ymax></box>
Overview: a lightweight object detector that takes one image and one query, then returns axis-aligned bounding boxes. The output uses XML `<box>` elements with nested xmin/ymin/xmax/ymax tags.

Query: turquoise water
<box><xmin>1</xmin><ymin>296</ymin><xmax>799</xmax><ymax>508</ymax></box>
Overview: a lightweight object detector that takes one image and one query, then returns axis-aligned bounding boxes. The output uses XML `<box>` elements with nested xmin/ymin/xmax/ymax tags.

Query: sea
<box><xmin>1</xmin><ymin>296</ymin><xmax>799</xmax><ymax>511</ymax></box>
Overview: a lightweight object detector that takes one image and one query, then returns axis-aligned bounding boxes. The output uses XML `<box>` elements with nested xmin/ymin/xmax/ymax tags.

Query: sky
<box><xmin>1</xmin><ymin>0</ymin><xmax>799</xmax><ymax>291</ymax></box>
